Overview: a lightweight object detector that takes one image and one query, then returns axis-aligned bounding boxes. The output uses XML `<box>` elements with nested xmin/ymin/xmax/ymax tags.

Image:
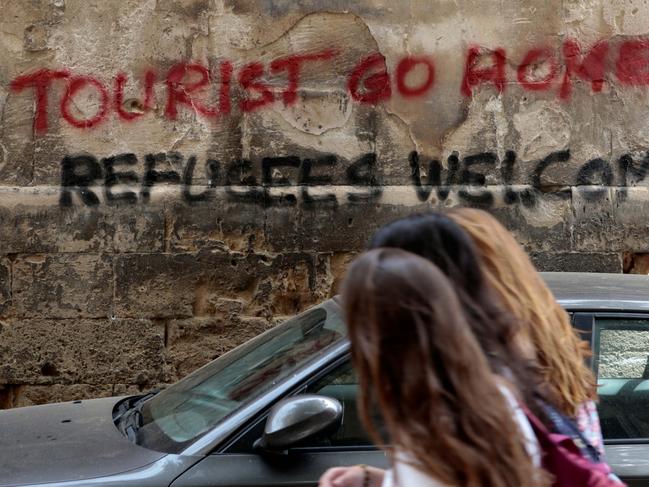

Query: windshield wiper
<box><xmin>116</xmin><ymin>389</ymin><xmax>159</xmax><ymax>442</ymax></box>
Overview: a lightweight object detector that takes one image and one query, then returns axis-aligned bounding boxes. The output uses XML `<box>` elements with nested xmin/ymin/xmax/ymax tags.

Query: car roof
<box><xmin>541</xmin><ymin>272</ymin><xmax>649</xmax><ymax>312</ymax></box>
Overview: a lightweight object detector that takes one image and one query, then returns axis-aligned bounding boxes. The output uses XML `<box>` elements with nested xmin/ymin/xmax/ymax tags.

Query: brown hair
<box><xmin>368</xmin><ymin>212</ymin><xmax>546</xmax><ymax>416</ymax></box>
<box><xmin>447</xmin><ymin>208</ymin><xmax>596</xmax><ymax>416</ymax></box>
<box><xmin>342</xmin><ymin>248</ymin><xmax>545</xmax><ymax>487</ymax></box>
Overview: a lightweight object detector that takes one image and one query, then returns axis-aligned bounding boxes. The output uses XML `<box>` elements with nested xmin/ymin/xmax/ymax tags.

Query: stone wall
<box><xmin>2</xmin><ymin>0</ymin><xmax>649</xmax><ymax>407</ymax></box>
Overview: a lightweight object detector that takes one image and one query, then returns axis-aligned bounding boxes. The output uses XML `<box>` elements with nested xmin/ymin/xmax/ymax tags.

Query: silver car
<box><xmin>2</xmin><ymin>272</ymin><xmax>649</xmax><ymax>486</ymax></box>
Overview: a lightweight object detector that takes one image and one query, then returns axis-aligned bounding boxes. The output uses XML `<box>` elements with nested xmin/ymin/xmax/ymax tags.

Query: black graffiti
<box><xmin>346</xmin><ymin>153</ymin><xmax>382</xmax><ymax>202</ymax></box>
<box><xmin>60</xmin><ymin>155</ymin><xmax>102</xmax><ymax>207</ymax></box>
<box><xmin>103</xmin><ymin>153</ymin><xmax>139</xmax><ymax>204</ymax></box>
<box><xmin>576</xmin><ymin>158</ymin><xmax>614</xmax><ymax>201</ymax></box>
<box><xmin>619</xmin><ymin>153</ymin><xmax>649</xmax><ymax>185</ymax></box>
<box><xmin>409</xmin><ymin>151</ymin><xmax>461</xmax><ymax>202</ymax></box>
<box><xmin>502</xmin><ymin>150</ymin><xmax>528</xmax><ymax>206</ymax></box>
<box><xmin>300</xmin><ymin>155</ymin><xmax>338</xmax><ymax>207</ymax></box>
<box><xmin>182</xmin><ymin>156</ymin><xmax>219</xmax><ymax>203</ymax></box>
<box><xmin>59</xmin><ymin>149</ymin><xmax>649</xmax><ymax>208</ymax></box>
<box><xmin>141</xmin><ymin>153</ymin><xmax>182</xmax><ymax>202</ymax></box>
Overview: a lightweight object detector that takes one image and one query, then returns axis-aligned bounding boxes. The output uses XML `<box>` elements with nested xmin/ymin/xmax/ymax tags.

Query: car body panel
<box><xmin>0</xmin><ymin>456</ymin><xmax>202</xmax><ymax>487</ymax></box>
<box><xmin>170</xmin><ymin>451</ymin><xmax>390</xmax><ymax>487</ymax></box>
<box><xmin>542</xmin><ymin>272</ymin><xmax>649</xmax><ymax>312</ymax></box>
<box><xmin>605</xmin><ymin>445</ymin><xmax>649</xmax><ymax>486</ymax></box>
<box><xmin>0</xmin><ymin>397</ymin><xmax>167</xmax><ymax>486</ymax></box>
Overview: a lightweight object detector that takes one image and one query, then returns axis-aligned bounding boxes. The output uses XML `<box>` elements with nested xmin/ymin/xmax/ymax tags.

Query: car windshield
<box><xmin>136</xmin><ymin>299</ymin><xmax>346</xmax><ymax>453</ymax></box>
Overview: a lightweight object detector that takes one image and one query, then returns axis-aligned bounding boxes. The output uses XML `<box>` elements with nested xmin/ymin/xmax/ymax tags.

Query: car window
<box><xmin>303</xmin><ymin>360</ymin><xmax>375</xmax><ymax>448</ymax></box>
<box><xmin>595</xmin><ymin>317</ymin><xmax>649</xmax><ymax>440</ymax></box>
<box><xmin>137</xmin><ymin>300</ymin><xmax>346</xmax><ymax>453</ymax></box>
<box><xmin>225</xmin><ymin>360</ymin><xmax>378</xmax><ymax>453</ymax></box>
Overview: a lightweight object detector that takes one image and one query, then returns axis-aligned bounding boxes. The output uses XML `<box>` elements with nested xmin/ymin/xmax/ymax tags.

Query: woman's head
<box><xmin>368</xmin><ymin>212</ymin><xmax>526</xmax><ymax>375</ymax></box>
<box><xmin>369</xmin><ymin>212</ymin><xmax>484</xmax><ymax>294</ymax></box>
<box><xmin>342</xmin><ymin>248</ymin><xmax>543</xmax><ymax>487</ymax></box>
<box><xmin>447</xmin><ymin>208</ymin><xmax>596</xmax><ymax>415</ymax></box>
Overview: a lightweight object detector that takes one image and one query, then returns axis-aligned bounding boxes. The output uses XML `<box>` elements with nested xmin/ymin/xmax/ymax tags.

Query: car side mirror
<box><xmin>254</xmin><ymin>394</ymin><xmax>343</xmax><ymax>453</ymax></box>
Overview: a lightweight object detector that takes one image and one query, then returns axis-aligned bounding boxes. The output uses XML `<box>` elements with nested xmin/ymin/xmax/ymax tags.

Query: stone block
<box><xmin>625</xmin><ymin>252</ymin><xmax>649</xmax><ymax>275</ymax></box>
<box><xmin>114</xmin><ymin>251</ymin><xmax>320</xmax><ymax>319</ymax></box>
<box><xmin>0</xmin><ymin>259</ymin><xmax>11</xmax><ymax>317</ymax></box>
<box><xmin>13</xmin><ymin>254</ymin><xmax>113</xmax><ymax>318</ymax></box>
<box><xmin>572</xmin><ymin>186</ymin><xmax>617</xmax><ymax>252</ymax></box>
<box><xmin>614</xmin><ymin>188</ymin><xmax>649</xmax><ymax>252</ymax></box>
<box><xmin>0</xmin><ymin>195</ymin><xmax>164</xmax><ymax>253</ymax></box>
<box><xmin>573</xmin><ymin>187</ymin><xmax>649</xmax><ymax>253</ymax></box>
<box><xmin>530</xmin><ymin>252</ymin><xmax>622</xmax><ymax>273</ymax></box>
<box><xmin>12</xmin><ymin>384</ymin><xmax>115</xmax><ymax>408</ymax></box>
<box><xmin>264</xmin><ymin>186</ymin><xmax>436</xmax><ymax>253</ymax></box>
<box><xmin>0</xmin><ymin>318</ymin><xmax>168</xmax><ymax>386</ymax></box>
<box><xmin>432</xmin><ymin>186</ymin><xmax>574</xmax><ymax>253</ymax></box>
<box><xmin>111</xmin><ymin>205</ymin><xmax>166</xmax><ymax>253</ymax></box>
<box><xmin>165</xmin><ymin>197</ymin><xmax>266</xmax><ymax>253</ymax></box>
<box><xmin>6</xmin><ymin>384</ymin><xmax>147</xmax><ymax>410</ymax></box>
<box><xmin>0</xmin><ymin>384</ymin><xmax>21</xmax><ymax>409</ymax></box>
<box><xmin>484</xmin><ymin>193</ymin><xmax>574</xmax><ymax>253</ymax></box>
<box><xmin>327</xmin><ymin>252</ymin><xmax>358</xmax><ymax>296</ymax></box>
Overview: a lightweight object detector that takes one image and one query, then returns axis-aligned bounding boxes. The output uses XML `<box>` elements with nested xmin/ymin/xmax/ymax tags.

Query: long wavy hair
<box><xmin>447</xmin><ymin>208</ymin><xmax>597</xmax><ymax>416</ymax></box>
<box><xmin>342</xmin><ymin>249</ymin><xmax>545</xmax><ymax>487</ymax></box>
<box><xmin>368</xmin><ymin>212</ymin><xmax>546</xmax><ymax>410</ymax></box>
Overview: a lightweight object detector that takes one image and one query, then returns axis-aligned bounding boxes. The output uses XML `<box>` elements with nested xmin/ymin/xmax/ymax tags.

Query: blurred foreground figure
<box><xmin>334</xmin><ymin>248</ymin><xmax>544</xmax><ymax>487</ymax></box>
<box><xmin>320</xmin><ymin>211</ymin><xmax>622</xmax><ymax>487</ymax></box>
<box><xmin>446</xmin><ymin>208</ymin><xmax>601</xmax><ymax>448</ymax></box>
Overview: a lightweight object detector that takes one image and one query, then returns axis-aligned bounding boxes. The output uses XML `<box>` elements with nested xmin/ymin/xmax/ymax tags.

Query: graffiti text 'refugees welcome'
<box><xmin>59</xmin><ymin>149</ymin><xmax>649</xmax><ymax>208</ymax></box>
<box><xmin>11</xmin><ymin>38</ymin><xmax>649</xmax><ymax>134</ymax></box>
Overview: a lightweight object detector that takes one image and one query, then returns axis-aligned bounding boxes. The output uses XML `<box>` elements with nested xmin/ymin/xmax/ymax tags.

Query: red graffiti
<box><xmin>616</xmin><ymin>40</ymin><xmax>649</xmax><ymax>85</ymax></box>
<box><xmin>517</xmin><ymin>48</ymin><xmax>558</xmax><ymax>91</ymax></box>
<box><xmin>13</xmin><ymin>38</ymin><xmax>649</xmax><ymax>135</ymax></box>
<box><xmin>238</xmin><ymin>62</ymin><xmax>275</xmax><ymax>112</ymax></box>
<box><xmin>461</xmin><ymin>46</ymin><xmax>506</xmax><ymax>97</ymax></box>
<box><xmin>560</xmin><ymin>40</ymin><xmax>608</xmax><ymax>99</ymax></box>
<box><xmin>396</xmin><ymin>56</ymin><xmax>435</xmax><ymax>97</ymax></box>
<box><xmin>114</xmin><ymin>70</ymin><xmax>155</xmax><ymax>121</ymax></box>
<box><xmin>348</xmin><ymin>53</ymin><xmax>392</xmax><ymax>104</ymax></box>
<box><xmin>165</xmin><ymin>63</ymin><xmax>219</xmax><ymax>119</ymax></box>
<box><xmin>219</xmin><ymin>61</ymin><xmax>233</xmax><ymax>116</ymax></box>
<box><xmin>60</xmin><ymin>76</ymin><xmax>110</xmax><ymax>129</ymax></box>
<box><xmin>270</xmin><ymin>49</ymin><xmax>337</xmax><ymax>105</ymax></box>
<box><xmin>10</xmin><ymin>69</ymin><xmax>70</xmax><ymax>133</ymax></box>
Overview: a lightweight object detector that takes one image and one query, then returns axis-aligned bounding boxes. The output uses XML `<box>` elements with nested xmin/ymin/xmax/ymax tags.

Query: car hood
<box><xmin>0</xmin><ymin>397</ymin><xmax>166</xmax><ymax>486</ymax></box>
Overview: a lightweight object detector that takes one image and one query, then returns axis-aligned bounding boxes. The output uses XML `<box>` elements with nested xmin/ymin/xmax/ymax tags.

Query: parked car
<box><xmin>2</xmin><ymin>272</ymin><xmax>649</xmax><ymax>487</ymax></box>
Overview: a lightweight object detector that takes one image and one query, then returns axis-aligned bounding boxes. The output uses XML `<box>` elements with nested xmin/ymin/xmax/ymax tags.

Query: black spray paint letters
<box><xmin>59</xmin><ymin>152</ymin><xmax>382</xmax><ymax>207</ymax></box>
<box><xmin>59</xmin><ymin>150</ymin><xmax>647</xmax><ymax>207</ymax></box>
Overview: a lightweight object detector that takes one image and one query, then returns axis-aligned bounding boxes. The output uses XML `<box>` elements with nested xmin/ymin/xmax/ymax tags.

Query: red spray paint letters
<box><xmin>10</xmin><ymin>38</ymin><xmax>649</xmax><ymax>135</ymax></box>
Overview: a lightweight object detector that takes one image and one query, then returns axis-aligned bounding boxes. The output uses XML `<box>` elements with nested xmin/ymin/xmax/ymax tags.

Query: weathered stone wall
<box><xmin>1</xmin><ymin>0</ymin><xmax>649</xmax><ymax>407</ymax></box>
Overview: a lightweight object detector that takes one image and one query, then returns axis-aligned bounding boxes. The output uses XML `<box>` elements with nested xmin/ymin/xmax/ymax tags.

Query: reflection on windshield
<box><xmin>137</xmin><ymin>299</ymin><xmax>345</xmax><ymax>453</ymax></box>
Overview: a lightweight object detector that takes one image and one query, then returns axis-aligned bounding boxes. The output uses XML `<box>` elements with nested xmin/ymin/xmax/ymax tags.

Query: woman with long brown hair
<box><xmin>337</xmin><ymin>248</ymin><xmax>544</xmax><ymax>487</ymax></box>
<box><xmin>445</xmin><ymin>208</ymin><xmax>603</xmax><ymax>451</ymax></box>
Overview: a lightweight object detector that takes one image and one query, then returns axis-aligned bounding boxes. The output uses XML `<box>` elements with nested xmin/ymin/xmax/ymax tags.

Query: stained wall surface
<box><xmin>1</xmin><ymin>0</ymin><xmax>649</xmax><ymax>406</ymax></box>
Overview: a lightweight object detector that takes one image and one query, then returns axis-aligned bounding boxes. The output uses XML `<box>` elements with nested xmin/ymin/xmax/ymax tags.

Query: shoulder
<box><xmin>575</xmin><ymin>400</ymin><xmax>605</xmax><ymax>456</ymax></box>
<box><xmin>497</xmin><ymin>383</ymin><xmax>542</xmax><ymax>467</ymax></box>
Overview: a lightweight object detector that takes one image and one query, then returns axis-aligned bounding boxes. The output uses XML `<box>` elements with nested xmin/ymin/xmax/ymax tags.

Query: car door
<box><xmin>576</xmin><ymin>312</ymin><xmax>649</xmax><ymax>486</ymax></box>
<box><xmin>171</xmin><ymin>358</ymin><xmax>389</xmax><ymax>487</ymax></box>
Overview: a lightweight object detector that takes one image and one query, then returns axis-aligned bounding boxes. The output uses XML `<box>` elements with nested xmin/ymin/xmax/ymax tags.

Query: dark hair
<box><xmin>370</xmin><ymin>212</ymin><xmax>485</xmax><ymax>294</ymax></box>
<box><xmin>343</xmin><ymin>248</ymin><xmax>545</xmax><ymax>487</ymax></box>
<box><xmin>369</xmin><ymin>213</ymin><xmax>549</xmax><ymax>408</ymax></box>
